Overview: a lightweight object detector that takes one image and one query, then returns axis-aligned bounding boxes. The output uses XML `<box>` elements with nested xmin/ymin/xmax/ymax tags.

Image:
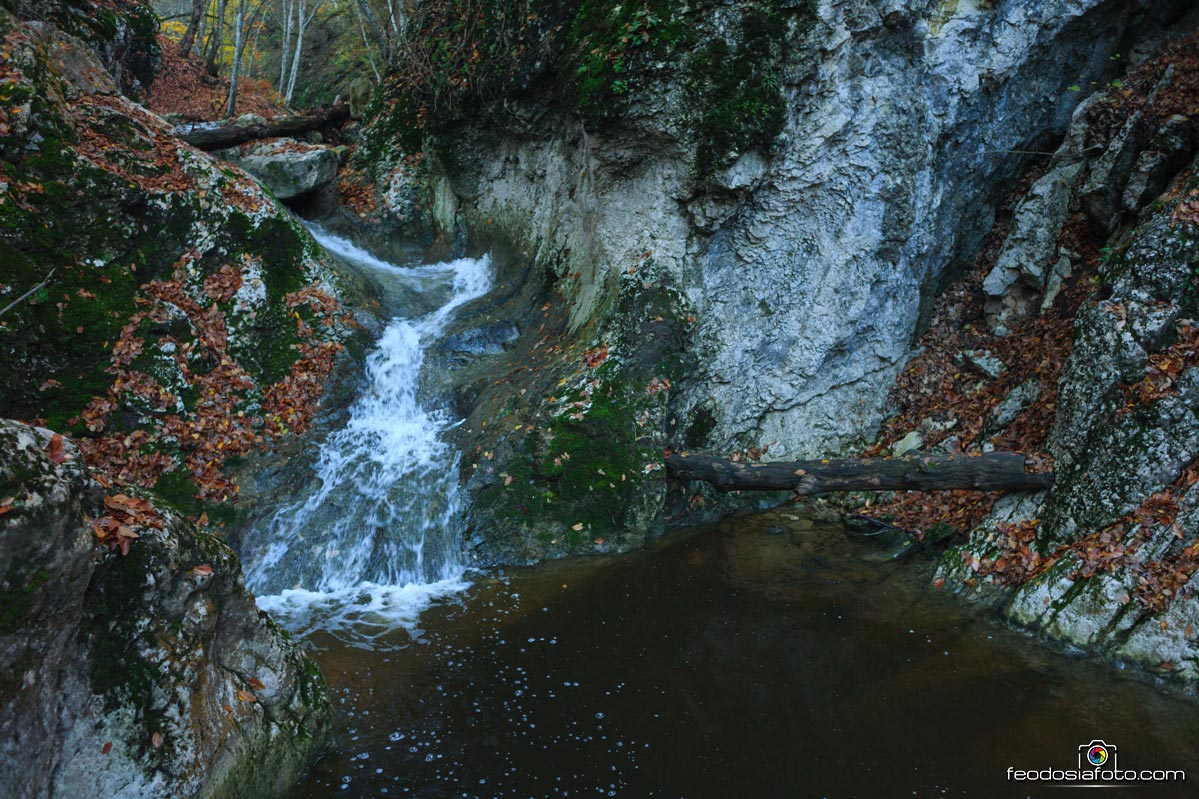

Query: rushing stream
<box><xmin>242</xmin><ymin>230</ymin><xmax>1198</xmax><ymax>799</ymax></box>
<box><xmin>241</xmin><ymin>226</ymin><xmax>490</xmax><ymax>642</ymax></box>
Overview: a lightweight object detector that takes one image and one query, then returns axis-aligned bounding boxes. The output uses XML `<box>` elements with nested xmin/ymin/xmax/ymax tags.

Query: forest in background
<box><xmin>149</xmin><ymin>0</ymin><xmax>394</xmax><ymax>117</ymax></box>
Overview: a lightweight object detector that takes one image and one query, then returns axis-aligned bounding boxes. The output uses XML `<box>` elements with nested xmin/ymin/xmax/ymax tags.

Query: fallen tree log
<box><xmin>665</xmin><ymin>452</ymin><xmax>1053</xmax><ymax>494</ymax></box>
<box><xmin>176</xmin><ymin>104</ymin><xmax>350</xmax><ymax>150</ymax></box>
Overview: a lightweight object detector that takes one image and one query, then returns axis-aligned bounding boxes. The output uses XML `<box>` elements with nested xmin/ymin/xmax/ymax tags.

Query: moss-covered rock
<box><xmin>0</xmin><ymin>418</ymin><xmax>331</xmax><ymax>799</ymax></box>
<box><xmin>939</xmin><ymin>148</ymin><xmax>1199</xmax><ymax>689</ymax></box>
<box><xmin>0</xmin><ymin>9</ymin><xmax>354</xmax><ymax>519</ymax></box>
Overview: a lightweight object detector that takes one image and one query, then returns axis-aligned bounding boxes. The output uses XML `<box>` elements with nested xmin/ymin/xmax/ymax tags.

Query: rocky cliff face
<box><xmin>0</xmin><ymin>420</ymin><xmax>332</xmax><ymax>799</ymax></box>
<box><xmin>929</xmin><ymin>31</ymin><xmax>1199</xmax><ymax>686</ymax></box>
<box><xmin>362</xmin><ymin>0</ymin><xmax>1194</xmax><ymax>561</ymax></box>
<box><xmin>432</xmin><ymin>0</ymin><xmax>1188</xmax><ymax>454</ymax></box>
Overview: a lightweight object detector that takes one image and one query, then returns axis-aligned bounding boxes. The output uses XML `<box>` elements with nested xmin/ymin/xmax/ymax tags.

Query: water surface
<box><xmin>291</xmin><ymin>512</ymin><xmax>1199</xmax><ymax>798</ymax></box>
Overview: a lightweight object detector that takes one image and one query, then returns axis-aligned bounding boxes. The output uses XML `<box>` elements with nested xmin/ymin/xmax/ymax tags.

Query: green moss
<box><xmin>154</xmin><ymin>469</ymin><xmax>200</xmax><ymax>516</ymax></box>
<box><xmin>686</xmin><ymin>2</ymin><xmax>787</xmax><ymax>178</ymax></box>
<box><xmin>0</xmin><ymin>565</ymin><xmax>49</xmax><ymax>636</ymax></box>
<box><xmin>81</xmin><ymin>541</ymin><xmax>165</xmax><ymax>717</ymax></box>
<box><xmin>562</xmin><ymin>0</ymin><xmax>691</xmax><ymax>117</ymax></box>
<box><xmin>370</xmin><ymin>0</ymin><xmax>812</xmax><ymax>183</ymax></box>
<box><xmin>683</xmin><ymin>405</ymin><xmax>717</xmax><ymax>449</ymax></box>
<box><xmin>41</xmin><ymin>0</ymin><xmax>160</xmax><ymax>93</ymax></box>
<box><xmin>478</xmin><ymin>368</ymin><xmax>661</xmax><ymax>551</ymax></box>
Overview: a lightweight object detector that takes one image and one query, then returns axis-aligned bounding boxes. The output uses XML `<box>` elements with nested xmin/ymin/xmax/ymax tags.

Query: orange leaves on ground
<box><xmin>72</xmin><ymin>94</ymin><xmax>198</xmax><ymax>196</ymax></box>
<box><xmin>110</xmin><ymin>317</ymin><xmax>146</xmax><ymax>368</ymax></box>
<box><xmin>262</xmin><ymin>342</ymin><xmax>338</xmax><ymax>438</ymax></box>
<box><xmin>1126</xmin><ymin>321</ymin><xmax>1199</xmax><ymax>406</ymax></box>
<box><xmin>111</xmin><ymin>370</ymin><xmax>177</xmax><ymax>411</ymax></box>
<box><xmin>259</xmin><ymin>286</ymin><xmax>347</xmax><ymax>438</ymax></box>
<box><xmin>71</xmin><ymin>263</ymin><xmax>344</xmax><ymax>506</ymax></box>
<box><xmin>337</xmin><ymin>164</ymin><xmax>377</xmax><ymax>216</ymax></box>
<box><xmin>203</xmin><ymin>263</ymin><xmax>244</xmax><ymax>303</ymax></box>
<box><xmin>145</xmin><ymin>34</ymin><xmax>285</xmax><ymax>122</ymax></box>
<box><xmin>645</xmin><ymin>376</ymin><xmax>671</xmax><ymax>396</ymax></box>
<box><xmin>78</xmin><ymin>429</ymin><xmax>173</xmax><ymax>488</ymax></box>
<box><xmin>977</xmin><ymin>463</ymin><xmax>1199</xmax><ymax>613</ymax></box>
<box><xmin>859</xmin><ymin>190</ymin><xmax>1102</xmax><ymax>538</ymax></box>
<box><xmin>286</xmin><ymin>285</ymin><xmax>341</xmax><ymax>317</ymax></box>
<box><xmin>1135</xmin><ymin>541</ymin><xmax>1199</xmax><ymax>614</ymax></box>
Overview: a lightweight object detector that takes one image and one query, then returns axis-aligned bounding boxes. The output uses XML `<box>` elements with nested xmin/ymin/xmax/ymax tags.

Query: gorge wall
<box><xmin>361</xmin><ymin>0</ymin><xmax>1195</xmax><ymax>561</ymax></box>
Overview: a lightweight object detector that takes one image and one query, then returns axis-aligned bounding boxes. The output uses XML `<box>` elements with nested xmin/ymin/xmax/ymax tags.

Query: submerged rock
<box><xmin>0</xmin><ymin>419</ymin><xmax>331</xmax><ymax>799</ymax></box>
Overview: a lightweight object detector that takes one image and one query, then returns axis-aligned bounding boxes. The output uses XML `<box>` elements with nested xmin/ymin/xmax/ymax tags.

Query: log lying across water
<box><xmin>665</xmin><ymin>452</ymin><xmax>1053</xmax><ymax>494</ymax></box>
<box><xmin>176</xmin><ymin>104</ymin><xmax>351</xmax><ymax>150</ymax></box>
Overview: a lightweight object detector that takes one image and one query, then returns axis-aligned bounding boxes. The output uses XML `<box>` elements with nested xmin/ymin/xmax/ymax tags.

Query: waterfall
<box><xmin>242</xmin><ymin>225</ymin><xmax>491</xmax><ymax>644</ymax></box>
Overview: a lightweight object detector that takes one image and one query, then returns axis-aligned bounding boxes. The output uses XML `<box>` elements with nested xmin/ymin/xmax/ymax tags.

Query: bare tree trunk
<box><xmin>277</xmin><ymin>0</ymin><xmax>293</xmax><ymax>94</ymax></box>
<box><xmin>353</xmin><ymin>0</ymin><xmax>388</xmax><ymax>65</ymax></box>
<box><xmin>387</xmin><ymin>0</ymin><xmax>406</xmax><ymax>36</ymax></box>
<box><xmin>284</xmin><ymin>0</ymin><xmax>305</xmax><ymax>106</ymax></box>
<box><xmin>179</xmin><ymin>0</ymin><xmax>209</xmax><ymax>55</ymax></box>
<box><xmin>247</xmin><ymin>10</ymin><xmax>264</xmax><ymax>81</ymax></box>
<box><xmin>285</xmin><ymin>0</ymin><xmax>322</xmax><ymax>107</ymax></box>
<box><xmin>204</xmin><ymin>0</ymin><xmax>227</xmax><ymax>76</ymax></box>
<box><xmin>665</xmin><ymin>452</ymin><xmax>1054</xmax><ymax>494</ymax></box>
<box><xmin>224</xmin><ymin>0</ymin><xmax>246</xmax><ymax>117</ymax></box>
<box><xmin>352</xmin><ymin>0</ymin><xmax>383</xmax><ymax>81</ymax></box>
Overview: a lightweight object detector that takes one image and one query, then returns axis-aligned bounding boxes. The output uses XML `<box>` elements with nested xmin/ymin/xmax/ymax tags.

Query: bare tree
<box><xmin>204</xmin><ymin>0</ymin><xmax>228</xmax><ymax>76</ymax></box>
<box><xmin>283</xmin><ymin>0</ymin><xmax>325</xmax><ymax>107</ymax></box>
<box><xmin>352</xmin><ymin>0</ymin><xmax>383</xmax><ymax>82</ymax></box>
<box><xmin>277</xmin><ymin>0</ymin><xmax>294</xmax><ymax>94</ymax></box>
<box><xmin>226</xmin><ymin>0</ymin><xmax>271</xmax><ymax>117</ymax></box>
<box><xmin>224</xmin><ymin>0</ymin><xmax>246</xmax><ymax>116</ymax></box>
<box><xmin>179</xmin><ymin>0</ymin><xmax>210</xmax><ymax>55</ymax></box>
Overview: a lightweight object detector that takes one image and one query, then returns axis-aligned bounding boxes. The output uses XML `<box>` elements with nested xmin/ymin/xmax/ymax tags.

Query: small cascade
<box><xmin>241</xmin><ymin>225</ymin><xmax>491</xmax><ymax>643</ymax></box>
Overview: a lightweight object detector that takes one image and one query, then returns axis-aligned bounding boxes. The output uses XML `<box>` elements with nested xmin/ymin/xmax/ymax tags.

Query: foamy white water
<box><xmin>241</xmin><ymin>225</ymin><xmax>491</xmax><ymax>644</ymax></box>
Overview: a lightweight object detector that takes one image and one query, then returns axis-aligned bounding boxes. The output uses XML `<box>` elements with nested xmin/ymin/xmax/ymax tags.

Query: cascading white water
<box><xmin>242</xmin><ymin>225</ymin><xmax>492</xmax><ymax>643</ymax></box>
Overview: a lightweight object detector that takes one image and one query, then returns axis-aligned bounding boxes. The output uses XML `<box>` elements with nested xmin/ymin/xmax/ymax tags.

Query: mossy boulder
<box><xmin>0</xmin><ymin>419</ymin><xmax>331</xmax><ymax>799</ymax></box>
<box><xmin>217</xmin><ymin>139</ymin><xmax>341</xmax><ymax>201</ymax></box>
<box><xmin>0</xmin><ymin>9</ymin><xmax>354</xmax><ymax>521</ymax></box>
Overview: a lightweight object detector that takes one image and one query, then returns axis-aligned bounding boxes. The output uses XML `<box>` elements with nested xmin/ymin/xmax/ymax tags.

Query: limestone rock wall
<box><xmin>400</xmin><ymin>0</ymin><xmax>1193</xmax><ymax>560</ymax></box>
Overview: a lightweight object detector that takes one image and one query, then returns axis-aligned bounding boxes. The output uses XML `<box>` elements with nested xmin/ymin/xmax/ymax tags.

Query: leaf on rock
<box><xmin>46</xmin><ymin>433</ymin><xmax>66</xmax><ymax>464</ymax></box>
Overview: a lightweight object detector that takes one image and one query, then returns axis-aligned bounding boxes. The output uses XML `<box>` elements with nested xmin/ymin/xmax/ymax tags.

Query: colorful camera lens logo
<box><xmin>1087</xmin><ymin>744</ymin><xmax>1109</xmax><ymax>767</ymax></box>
